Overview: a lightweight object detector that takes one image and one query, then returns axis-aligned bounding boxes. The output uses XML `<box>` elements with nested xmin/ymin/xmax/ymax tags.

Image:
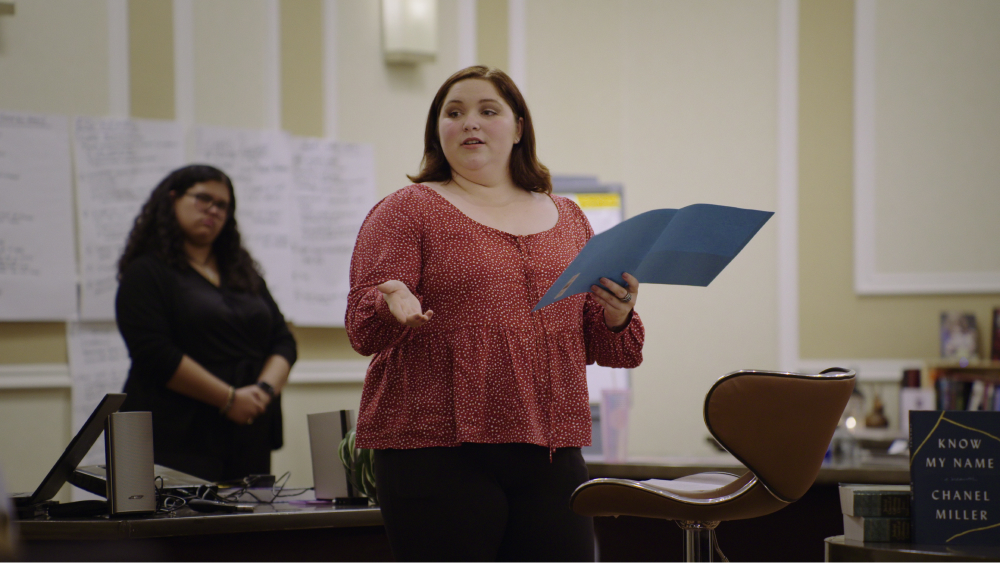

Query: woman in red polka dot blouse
<box><xmin>346</xmin><ymin>66</ymin><xmax>645</xmax><ymax>562</ymax></box>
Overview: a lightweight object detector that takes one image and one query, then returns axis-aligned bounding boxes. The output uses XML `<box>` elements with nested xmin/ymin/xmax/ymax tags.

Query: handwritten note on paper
<box><xmin>74</xmin><ymin>117</ymin><xmax>184</xmax><ymax>320</ymax></box>
<box><xmin>0</xmin><ymin>112</ymin><xmax>77</xmax><ymax>320</ymax></box>
<box><xmin>290</xmin><ymin>139</ymin><xmax>376</xmax><ymax>326</ymax></box>
<box><xmin>194</xmin><ymin>127</ymin><xmax>295</xmax><ymax>315</ymax></box>
<box><xmin>66</xmin><ymin>321</ymin><xmax>130</xmax><ymax>469</ymax></box>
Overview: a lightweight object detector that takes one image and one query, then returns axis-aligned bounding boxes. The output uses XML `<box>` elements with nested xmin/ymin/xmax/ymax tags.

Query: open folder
<box><xmin>533</xmin><ymin>203</ymin><xmax>773</xmax><ymax>311</ymax></box>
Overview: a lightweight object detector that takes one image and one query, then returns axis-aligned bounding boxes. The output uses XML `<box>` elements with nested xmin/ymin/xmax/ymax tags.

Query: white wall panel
<box><xmin>855</xmin><ymin>0</ymin><xmax>1000</xmax><ymax>294</ymax></box>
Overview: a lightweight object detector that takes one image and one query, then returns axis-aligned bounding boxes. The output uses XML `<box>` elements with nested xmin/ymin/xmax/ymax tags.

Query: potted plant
<box><xmin>337</xmin><ymin>429</ymin><xmax>377</xmax><ymax>505</ymax></box>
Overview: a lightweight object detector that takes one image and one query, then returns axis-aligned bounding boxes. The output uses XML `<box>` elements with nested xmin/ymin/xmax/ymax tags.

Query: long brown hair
<box><xmin>408</xmin><ymin>66</ymin><xmax>551</xmax><ymax>194</ymax></box>
<box><xmin>117</xmin><ymin>164</ymin><xmax>261</xmax><ymax>293</ymax></box>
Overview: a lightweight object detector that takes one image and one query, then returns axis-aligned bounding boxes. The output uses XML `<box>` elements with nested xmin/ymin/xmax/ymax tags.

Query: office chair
<box><xmin>571</xmin><ymin>368</ymin><xmax>856</xmax><ymax>562</ymax></box>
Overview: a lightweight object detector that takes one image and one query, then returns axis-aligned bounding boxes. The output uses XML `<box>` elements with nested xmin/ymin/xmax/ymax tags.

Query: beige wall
<box><xmin>192</xmin><ymin>0</ymin><xmax>271</xmax><ymax>129</ymax></box>
<box><xmin>798</xmin><ymin>0</ymin><xmax>1000</xmax><ymax>362</ymax></box>
<box><xmin>0</xmin><ymin>0</ymin><xmax>111</xmax><ymax>116</ymax></box>
<box><xmin>280</xmin><ymin>0</ymin><xmax>323</xmax><ymax>138</ymax></box>
<box><xmin>526</xmin><ymin>0</ymin><xmax>624</xmax><ymax>183</ymax></box>
<box><xmin>872</xmin><ymin>0</ymin><xmax>1000</xmax><ymax>276</ymax></box>
<box><xmin>477</xmin><ymin>0</ymin><xmax>508</xmax><ymax>71</ymax></box>
<box><xmin>129</xmin><ymin>0</ymin><xmax>175</xmax><ymax>121</ymax></box>
<box><xmin>337</xmin><ymin>0</ymin><xmax>462</xmax><ymax>198</ymax></box>
<box><xmin>528</xmin><ymin>0</ymin><xmax>779</xmax><ymax>456</ymax></box>
<box><xmin>0</xmin><ymin>0</ymin><xmax>114</xmax><ymax>496</ymax></box>
<box><xmin>1</xmin><ymin>0</ymin><xmax>999</xmax><ymax>493</ymax></box>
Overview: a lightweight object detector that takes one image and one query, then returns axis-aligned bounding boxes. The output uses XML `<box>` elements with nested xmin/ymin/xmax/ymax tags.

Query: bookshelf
<box><xmin>926</xmin><ymin>360</ymin><xmax>1000</xmax><ymax>411</ymax></box>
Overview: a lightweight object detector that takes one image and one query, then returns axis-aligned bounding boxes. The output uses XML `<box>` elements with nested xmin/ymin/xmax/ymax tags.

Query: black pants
<box><xmin>373</xmin><ymin>443</ymin><xmax>595</xmax><ymax>562</ymax></box>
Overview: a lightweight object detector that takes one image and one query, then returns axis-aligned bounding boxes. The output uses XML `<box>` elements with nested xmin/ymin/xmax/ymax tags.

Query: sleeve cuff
<box><xmin>607</xmin><ymin>309</ymin><xmax>635</xmax><ymax>333</ymax></box>
<box><xmin>374</xmin><ymin>289</ymin><xmax>396</xmax><ymax>321</ymax></box>
<box><xmin>150</xmin><ymin>350</ymin><xmax>185</xmax><ymax>388</ymax></box>
<box><xmin>272</xmin><ymin>342</ymin><xmax>297</xmax><ymax>367</ymax></box>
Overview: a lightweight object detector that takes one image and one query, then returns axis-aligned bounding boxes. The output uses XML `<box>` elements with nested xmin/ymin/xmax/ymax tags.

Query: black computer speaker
<box><xmin>104</xmin><ymin>411</ymin><xmax>156</xmax><ymax>515</ymax></box>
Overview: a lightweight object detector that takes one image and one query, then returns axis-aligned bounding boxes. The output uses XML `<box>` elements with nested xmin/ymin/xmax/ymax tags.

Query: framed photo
<box><xmin>940</xmin><ymin>311</ymin><xmax>979</xmax><ymax>361</ymax></box>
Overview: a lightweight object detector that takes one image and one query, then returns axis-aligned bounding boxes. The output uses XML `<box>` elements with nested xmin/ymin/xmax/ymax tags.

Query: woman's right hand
<box><xmin>227</xmin><ymin>385</ymin><xmax>269</xmax><ymax>425</ymax></box>
<box><xmin>378</xmin><ymin>280</ymin><xmax>433</xmax><ymax>328</ymax></box>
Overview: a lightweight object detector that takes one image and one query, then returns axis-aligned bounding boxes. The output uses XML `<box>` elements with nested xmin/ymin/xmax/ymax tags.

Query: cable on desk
<box><xmin>216</xmin><ymin>471</ymin><xmax>310</xmax><ymax>504</ymax></box>
<box><xmin>154</xmin><ymin>476</ymin><xmax>189</xmax><ymax>513</ymax></box>
<box><xmin>153</xmin><ymin>471</ymin><xmax>312</xmax><ymax>513</ymax></box>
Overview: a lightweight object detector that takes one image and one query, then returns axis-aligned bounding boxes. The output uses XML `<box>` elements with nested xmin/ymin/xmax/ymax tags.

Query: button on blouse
<box><xmin>346</xmin><ymin>184</ymin><xmax>644</xmax><ymax>450</ymax></box>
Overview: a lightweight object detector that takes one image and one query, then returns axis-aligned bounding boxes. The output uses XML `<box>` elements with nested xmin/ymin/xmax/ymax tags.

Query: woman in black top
<box><xmin>116</xmin><ymin>164</ymin><xmax>297</xmax><ymax>482</ymax></box>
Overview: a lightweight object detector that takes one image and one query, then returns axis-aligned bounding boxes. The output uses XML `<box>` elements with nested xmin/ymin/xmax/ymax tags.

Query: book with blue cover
<box><xmin>532</xmin><ymin>204</ymin><xmax>773</xmax><ymax>311</ymax></box>
<box><xmin>910</xmin><ymin>410</ymin><xmax>1000</xmax><ymax>545</ymax></box>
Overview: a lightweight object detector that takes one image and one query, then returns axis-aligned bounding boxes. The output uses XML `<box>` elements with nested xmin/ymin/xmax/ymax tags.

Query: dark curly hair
<box><xmin>117</xmin><ymin>164</ymin><xmax>261</xmax><ymax>293</ymax></box>
<box><xmin>408</xmin><ymin>65</ymin><xmax>551</xmax><ymax>194</ymax></box>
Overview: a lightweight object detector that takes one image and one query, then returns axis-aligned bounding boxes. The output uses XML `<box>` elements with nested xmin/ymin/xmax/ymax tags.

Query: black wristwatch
<box><xmin>256</xmin><ymin>381</ymin><xmax>277</xmax><ymax>400</ymax></box>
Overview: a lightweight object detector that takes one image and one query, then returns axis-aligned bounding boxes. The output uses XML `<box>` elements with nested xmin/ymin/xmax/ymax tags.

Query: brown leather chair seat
<box><xmin>572</xmin><ymin>368</ymin><xmax>856</xmax><ymax>561</ymax></box>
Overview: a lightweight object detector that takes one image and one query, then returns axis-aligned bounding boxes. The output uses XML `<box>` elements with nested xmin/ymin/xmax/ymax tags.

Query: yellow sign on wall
<box><xmin>576</xmin><ymin>193</ymin><xmax>621</xmax><ymax>210</ymax></box>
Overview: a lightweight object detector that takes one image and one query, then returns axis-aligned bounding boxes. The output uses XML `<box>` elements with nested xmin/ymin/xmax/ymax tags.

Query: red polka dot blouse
<box><xmin>346</xmin><ymin>184</ymin><xmax>645</xmax><ymax>450</ymax></box>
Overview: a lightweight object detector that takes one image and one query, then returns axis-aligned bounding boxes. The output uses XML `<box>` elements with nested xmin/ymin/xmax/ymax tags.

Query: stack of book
<box><xmin>840</xmin><ymin>484</ymin><xmax>912</xmax><ymax>542</ymax></box>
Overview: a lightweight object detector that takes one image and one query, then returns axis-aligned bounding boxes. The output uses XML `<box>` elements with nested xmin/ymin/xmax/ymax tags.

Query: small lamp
<box><xmin>380</xmin><ymin>0</ymin><xmax>437</xmax><ymax>64</ymax></box>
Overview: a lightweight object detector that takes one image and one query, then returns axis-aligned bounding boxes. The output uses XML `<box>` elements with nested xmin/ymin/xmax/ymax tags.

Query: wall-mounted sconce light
<box><xmin>381</xmin><ymin>0</ymin><xmax>437</xmax><ymax>64</ymax></box>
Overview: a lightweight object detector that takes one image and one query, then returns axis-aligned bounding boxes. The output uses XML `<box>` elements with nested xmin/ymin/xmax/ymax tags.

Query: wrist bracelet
<box><xmin>220</xmin><ymin>386</ymin><xmax>235</xmax><ymax>415</ymax></box>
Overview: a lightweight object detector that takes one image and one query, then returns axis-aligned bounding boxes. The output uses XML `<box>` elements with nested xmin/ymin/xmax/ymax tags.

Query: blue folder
<box><xmin>532</xmin><ymin>204</ymin><xmax>773</xmax><ymax>311</ymax></box>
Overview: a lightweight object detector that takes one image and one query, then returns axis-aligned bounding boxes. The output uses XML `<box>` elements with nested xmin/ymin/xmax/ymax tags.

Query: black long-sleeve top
<box><xmin>115</xmin><ymin>254</ymin><xmax>297</xmax><ymax>476</ymax></box>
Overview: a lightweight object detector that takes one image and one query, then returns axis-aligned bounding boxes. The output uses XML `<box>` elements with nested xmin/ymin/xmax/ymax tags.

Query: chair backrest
<box><xmin>703</xmin><ymin>368</ymin><xmax>855</xmax><ymax>503</ymax></box>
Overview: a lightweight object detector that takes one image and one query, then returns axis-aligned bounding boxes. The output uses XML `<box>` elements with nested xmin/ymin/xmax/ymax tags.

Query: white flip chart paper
<box><xmin>194</xmin><ymin>127</ymin><xmax>295</xmax><ymax>316</ymax></box>
<box><xmin>67</xmin><ymin>321</ymin><xmax>130</xmax><ymax>469</ymax></box>
<box><xmin>74</xmin><ymin>117</ymin><xmax>184</xmax><ymax>320</ymax></box>
<box><xmin>0</xmin><ymin>112</ymin><xmax>77</xmax><ymax>320</ymax></box>
<box><xmin>290</xmin><ymin>138</ymin><xmax>376</xmax><ymax>326</ymax></box>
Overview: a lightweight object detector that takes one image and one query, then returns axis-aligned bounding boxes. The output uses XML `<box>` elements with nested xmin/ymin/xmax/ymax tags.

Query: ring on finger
<box><xmin>619</xmin><ymin>291</ymin><xmax>632</xmax><ymax>303</ymax></box>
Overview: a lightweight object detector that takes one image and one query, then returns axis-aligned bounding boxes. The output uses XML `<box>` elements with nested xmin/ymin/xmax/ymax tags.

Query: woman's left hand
<box><xmin>228</xmin><ymin>384</ymin><xmax>269</xmax><ymax>425</ymax></box>
<box><xmin>590</xmin><ymin>272</ymin><xmax>639</xmax><ymax>331</ymax></box>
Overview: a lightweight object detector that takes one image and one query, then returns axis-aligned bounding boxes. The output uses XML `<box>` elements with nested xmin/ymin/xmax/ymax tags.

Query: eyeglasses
<box><xmin>185</xmin><ymin>192</ymin><xmax>231</xmax><ymax>214</ymax></box>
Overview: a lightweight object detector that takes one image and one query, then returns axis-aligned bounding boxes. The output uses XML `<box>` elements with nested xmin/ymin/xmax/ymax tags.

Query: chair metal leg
<box><xmin>676</xmin><ymin>521</ymin><xmax>720</xmax><ymax>562</ymax></box>
<box><xmin>685</xmin><ymin>528</ymin><xmax>712</xmax><ymax>562</ymax></box>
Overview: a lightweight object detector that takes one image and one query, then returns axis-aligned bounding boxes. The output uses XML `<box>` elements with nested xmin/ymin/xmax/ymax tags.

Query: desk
<box><xmin>825</xmin><ymin>535</ymin><xmax>1000</xmax><ymax>561</ymax></box>
<box><xmin>18</xmin><ymin>493</ymin><xmax>391</xmax><ymax>562</ymax></box>
<box><xmin>19</xmin><ymin>456</ymin><xmax>908</xmax><ymax>562</ymax></box>
<box><xmin>586</xmin><ymin>455</ymin><xmax>909</xmax><ymax>562</ymax></box>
